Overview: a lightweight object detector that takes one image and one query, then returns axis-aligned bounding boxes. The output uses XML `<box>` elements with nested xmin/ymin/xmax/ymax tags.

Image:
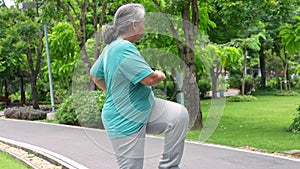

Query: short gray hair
<box><xmin>103</xmin><ymin>3</ymin><xmax>145</xmax><ymax>44</ymax></box>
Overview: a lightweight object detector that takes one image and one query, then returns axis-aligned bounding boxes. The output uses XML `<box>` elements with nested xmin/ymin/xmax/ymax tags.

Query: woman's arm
<box><xmin>140</xmin><ymin>70</ymin><xmax>166</xmax><ymax>86</ymax></box>
<box><xmin>91</xmin><ymin>76</ymin><xmax>107</xmax><ymax>92</ymax></box>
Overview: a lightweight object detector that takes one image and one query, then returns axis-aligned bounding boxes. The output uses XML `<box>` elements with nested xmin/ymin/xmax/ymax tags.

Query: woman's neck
<box><xmin>118</xmin><ymin>34</ymin><xmax>136</xmax><ymax>43</ymax></box>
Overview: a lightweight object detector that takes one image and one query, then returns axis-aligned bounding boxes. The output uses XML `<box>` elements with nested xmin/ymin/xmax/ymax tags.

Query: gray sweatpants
<box><xmin>111</xmin><ymin>98</ymin><xmax>189</xmax><ymax>169</ymax></box>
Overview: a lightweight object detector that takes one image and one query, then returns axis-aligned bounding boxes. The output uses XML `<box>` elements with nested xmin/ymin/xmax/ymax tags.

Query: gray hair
<box><xmin>103</xmin><ymin>3</ymin><xmax>145</xmax><ymax>44</ymax></box>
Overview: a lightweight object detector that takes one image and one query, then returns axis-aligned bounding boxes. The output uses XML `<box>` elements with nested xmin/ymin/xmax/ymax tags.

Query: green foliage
<box><xmin>41</xmin><ymin>22</ymin><xmax>79</xmax><ymax>90</ymax></box>
<box><xmin>198</xmin><ymin>78</ymin><xmax>211</xmax><ymax>99</ymax></box>
<box><xmin>153</xmin><ymin>80</ymin><xmax>174</xmax><ymax>100</ymax></box>
<box><xmin>274</xmin><ymin>90</ymin><xmax>299</xmax><ymax>96</ymax></box>
<box><xmin>55</xmin><ymin>95</ymin><xmax>77</xmax><ymax>125</ymax></box>
<box><xmin>220</xmin><ymin>46</ymin><xmax>241</xmax><ymax>68</ymax></box>
<box><xmin>291</xmin><ymin>75</ymin><xmax>300</xmax><ymax>88</ymax></box>
<box><xmin>227</xmin><ymin>95</ymin><xmax>257</xmax><ymax>102</ymax></box>
<box><xmin>188</xmin><ymin>96</ymin><xmax>300</xmax><ymax>152</ymax></box>
<box><xmin>0</xmin><ymin>151</ymin><xmax>31</xmax><ymax>169</ymax></box>
<box><xmin>55</xmin><ymin>91</ymin><xmax>106</xmax><ymax>128</ymax></box>
<box><xmin>251</xmin><ymin>88</ymin><xmax>280</xmax><ymax>96</ymax></box>
<box><xmin>228</xmin><ymin>74</ymin><xmax>241</xmax><ymax>89</ymax></box>
<box><xmin>278</xmin><ymin>16</ymin><xmax>300</xmax><ymax>56</ymax></box>
<box><xmin>266</xmin><ymin>77</ymin><xmax>281</xmax><ymax>89</ymax></box>
<box><xmin>296</xmin><ymin>65</ymin><xmax>300</xmax><ymax>75</ymax></box>
<box><xmin>289</xmin><ymin>105</ymin><xmax>300</xmax><ymax>133</ymax></box>
<box><xmin>217</xmin><ymin>76</ymin><xmax>228</xmax><ymax>91</ymax></box>
<box><xmin>0</xmin><ymin>8</ymin><xmax>27</xmax><ymax>79</ymax></box>
<box><xmin>252</xmin><ymin>89</ymin><xmax>299</xmax><ymax>96</ymax></box>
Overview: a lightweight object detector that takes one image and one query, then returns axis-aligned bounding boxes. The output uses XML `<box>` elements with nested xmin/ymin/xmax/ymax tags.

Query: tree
<box><xmin>200</xmin><ymin>44</ymin><xmax>221</xmax><ymax>99</ymax></box>
<box><xmin>0</xmin><ymin>6</ymin><xmax>44</xmax><ymax>108</ymax></box>
<box><xmin>198</xmin><ymin>44</ymin><xmax>240</xmax><ymax>99</ymax></box>
<box><xmin>152</xmin><ymin>0</ymin><xmax>215</xmax><ymax>128</ymax></box>
<box><xmin>257</xmin><ymin>0</ymin><xmax>300</xmax><ymax>89</ymax></box>
<box><xmin>19</xmin><ymin>8</ymin><xmax>44</xmax><ymax>109</ymax></box>
<box><xmin>45</xmin><ymin>22</ymin><xmax>79</xmax><ymax>91</ymax></box>
<box><xmin>55</xmin><ymin>0</ymin><xmax>107</xmax><ymax>90</ymax></box>
<box><xmin>0</xmin><ymin>8</ymin><xmax>25</xmax><ymax>100</ymax></box>
<box><xmin>208</xmin><ymin>0</ymin><xmax>271</xmax><ymax>90</ymax></box>
<box><xmin>228</xmin><ymin>34</ymin><xmax>265</xmax><ymax>95</ymax></box>
<box><xmin>278</xmin><ymin>16</ymin><xmax>300</xmax><ymax>90</ymax></box>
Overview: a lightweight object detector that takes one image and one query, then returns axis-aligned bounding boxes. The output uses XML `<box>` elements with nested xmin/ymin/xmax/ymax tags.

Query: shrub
<box><xmin>252</xmin><ymin>89</ymin><xmax>299</xmax><ymax>96</ymax></box>
<box><xmin>4</xmin><ymin>106</ymin><xmax>48</xmax><ymax>120</ymax></box>
<box><xmin>274</xmin><ymin>90</ymin><xmax>299</xmax><ymax>96</ymax></box>
<box><xmin>251</xmin><ymin>88</ymin><xmax>279</xmax><ymax>96</ymax></box>
<box><xmin>55</xmin><ymin>95</ymin><xmax>78</xmax><ymax>125</ymax></box>
<box><xmin>227</xmin><ymin>95</ymin><xmax>257</xmax><ymax>102</ymax></box>
<box><xmin>199</xmin><ymin>78</ymin><xmax>211</xmax><ymax>99</ymax></box>
<box><xmin>266</xmin><ymin>77</ymin><xmax>281</xmax><ymax>89</ymax></box>
<box><xmin>153</xmin><ymin>80</ymin><xmax>174</xmax><ymax>100</ymax></box>
<box><xmin>244</xmin><ymin>75</ymin><xmax>254</xmax><ymax>94</ymax></box>
<box><xmin>55</xmin><ymin>90</ymin><xmax>106</xmax><ymax>129</ymax></box>
<box><xmin>291</xmin><ymin>75</ymin><xmax>300</xmax><ymax>88</ymax></box>
<box><xmin>288</xmin><ymin>105</ymin><xmax>300</xmax><ymax>133</ymax></box>
<box><xmin>228</xmin><ymin>74</ymin><xmax>241</xmax><ymax>89</ymax></box>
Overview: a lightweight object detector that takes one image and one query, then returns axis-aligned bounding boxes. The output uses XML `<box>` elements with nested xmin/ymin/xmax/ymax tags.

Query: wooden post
<box><xmin>280</xmin><ymin>81</ymin><xmax>283</xmax><ymax>94</ymax></box>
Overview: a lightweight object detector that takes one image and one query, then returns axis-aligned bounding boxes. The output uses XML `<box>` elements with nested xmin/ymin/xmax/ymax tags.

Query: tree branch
<box><xmin>94</xmin><ymin>1</ymin><xmax>107</xmax><ymax>60</ymax></box>
<box><xmin>56</xmin><ymin>0</ymin><xmax>80</xmax><ymax>41</ymax></box>
<box><xmin>92</xmin><ymin>0</ymin><xmax>97</xmax><ymax>32</ymax></box>
<box><xmin>35</xmin><ymin>27</ymin><xmax>44</xmax><ymax>76</ymax></box>
<box><xmin>191</xmin><ymin>0</ymin><xmax>199</xmax><ymax>27</ymax></box>
<box><xmin>74</xmin><ymin>0</ymin><xmax>82</xmax><ymax>8</ymax></box>
<box><xmin>79</xmin><ymin>0</ymin><xmax>88</xmax><ymax>45</ymax></box>
<box><xmin>98</xmin><ymin>1</ymin><xmax>107</xmax><ymax>31</ymax></box>
<box><xmin>152</xmin><ymin>0</ymin><xmax>184</xmax><ymax>55</ymax></box>
<box><xmin>67</xmin><ymin>1</ymin><xmax>80</xmax><ymax>20</ymax></box>
<box><xmin>2</xmin><ymin>0</ymin><xmax>8</xmax><ymax>8</ymax></box>
<box><xmin>26</xmin><ymin>39</ymin><xmax>34</xmax><ymax>74</ymax></box>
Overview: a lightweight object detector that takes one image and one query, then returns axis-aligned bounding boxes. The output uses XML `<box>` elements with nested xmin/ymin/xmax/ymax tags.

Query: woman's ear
<box><xmin>132</xmin><ymin>22</ymin><xmax>138</xmax><ymax>31</ymax></box>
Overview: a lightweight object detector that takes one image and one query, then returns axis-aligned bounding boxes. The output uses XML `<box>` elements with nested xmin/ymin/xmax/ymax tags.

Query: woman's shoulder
<box><xmin>117</xmin><ymin>39</ymin><xmax>138</xmax><ymax>53</ymax></box>
<box><xmin>119</xmin><ymin>38</ymin><xmax>136</xmax><ymax>49</ymax></box>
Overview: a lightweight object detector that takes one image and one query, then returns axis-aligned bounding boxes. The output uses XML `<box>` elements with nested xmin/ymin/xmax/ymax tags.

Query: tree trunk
<box><xmin>193</xmin><ymin>99</ymin><xmax>203</xmax><ymax>128</ymax></box>
<box><xmin>94</xmin><ymin>1</ymin><xmax>107</xmax><ymax>61</ymax></box>
<box><xmin>241</xmin><ymin>48</ymin><xmax>247</xmax><ymax>95</ymax></box>
<box><xmin>182</xmin><ymin>0</ymin><xmax>202</xmax><ymax>128</ymax></box>
<box><xmin>30</xmin><ymin>76</ymin><xmax>39</xmax><ymax>109</ymax></box>
<box><xmin>210</xmin><ymin>67</ymin><xmax>218</xmax><ymax>99</ymax></box>
<box><xmin>57</xmin><ymin>0</ymin><xmax>93</xmax><ymax>91</ymax></box>
<box><xmin>81</xmin><ymin>44</ymin><xmax>94</xmax><ymax>90</ymax></box>
<box><xmin>20</xmin><ymin>77</ymin><xmax>25</xmax><ymax>105</ymax></box>
<box><xmin>4</xmin><ymin>79</ymin><xmax>8</xmax><ymax>101</ymax></box>
<box><xmin>284</xmin><ymin>51</ymin><xmax>289</xmax><ymax>91</ymax></box>
<box><xmin>152</xmin><ymin>0</ymin><xmax>202</xmax><ymax>128</ymax></box>
<box><xmin>183</xmin><ymin>62</ymin><xmax>200</xmax><ymax>129</ymax></box>
<box><xmin>25</xmin><ymin>34</ymin><xmax>42</xmax><ymax>109</ymax></box>
<box><xmin>259</xmin><ymin>46</ymin><xmax>266</xmax><ymax>89</ymax></box>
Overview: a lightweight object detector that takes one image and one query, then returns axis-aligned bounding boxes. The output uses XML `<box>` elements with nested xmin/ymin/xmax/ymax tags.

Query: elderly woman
<box><xmin>90</xmin><ymin>3</ymin><xmax>189</xmax><ymax>169</ymax></box>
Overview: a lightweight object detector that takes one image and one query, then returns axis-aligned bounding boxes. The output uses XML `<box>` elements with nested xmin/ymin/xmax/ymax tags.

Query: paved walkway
<box><xmin>207</xmin><ymin>88</ymin><xmax>240</xmax><ymax>97</ymax></box>
<box><xmin>0</xmin><ymin>118</ymin><xmax>299</xmax><ymax>169</ymax></box>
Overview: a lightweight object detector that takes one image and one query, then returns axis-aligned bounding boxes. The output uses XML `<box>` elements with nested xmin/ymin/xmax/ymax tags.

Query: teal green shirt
<box><xmin>90</xmin><ymin>38</ymin><xmax>154</xmax><ymax>138</ymax></box>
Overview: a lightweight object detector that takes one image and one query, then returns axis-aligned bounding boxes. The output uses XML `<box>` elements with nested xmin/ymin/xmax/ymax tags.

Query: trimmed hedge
<box><xmin>227</xmin><ymin>95</ymin><xmax>257</xmax><ymax>102</ymax></box>
<box><xmin>4</xmin><ymin>106</ymin><xmax>48</xmax><ymax>120</ymax></box>
<box><xmin>274</xmin><ymin>90</ymin><xmax>299</xmax><ymax>96</ymax></box>
<box><xmin>55</xmin><ymin>90</ymin><xmax>106</xmax><ymax>129</ymax></box>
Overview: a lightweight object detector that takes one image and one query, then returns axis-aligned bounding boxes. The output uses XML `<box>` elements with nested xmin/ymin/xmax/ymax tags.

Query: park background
<box><xmin>0</xmin><ymin>0</ymin><xmax>300</xmax><ymax>156</ymax></box>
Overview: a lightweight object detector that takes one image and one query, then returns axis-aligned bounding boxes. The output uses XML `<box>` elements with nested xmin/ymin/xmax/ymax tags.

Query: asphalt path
<box><xmin>0</xmin><ymin>118</ymin><xmax>299</xmax><ymax>169</ymax></box>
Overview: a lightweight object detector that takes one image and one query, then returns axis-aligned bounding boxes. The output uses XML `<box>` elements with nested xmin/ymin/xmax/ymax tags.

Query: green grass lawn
<box><xmin>187</xmin><ymin>95</ymin><xmax>300</xmax><ymax>153</ymax></box>
<box><xmin>0</xmin><ymin>151</ymin><xmax>30</xmax><ymax>169</ymax></box>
